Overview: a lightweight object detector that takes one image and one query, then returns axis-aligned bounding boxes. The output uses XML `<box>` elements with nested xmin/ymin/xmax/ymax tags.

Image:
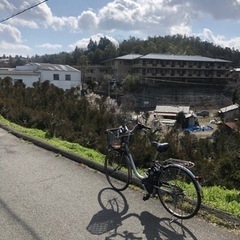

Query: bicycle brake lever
<box><xmin>137</xmin><ymin>122</ymin><xmax>151</xmax><ymax>130</ymax></box>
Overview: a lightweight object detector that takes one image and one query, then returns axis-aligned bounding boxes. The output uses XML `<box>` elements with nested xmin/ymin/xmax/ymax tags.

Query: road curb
<box><xmin>0</xmin><ymin>123</ymin><xmax>239</xmax><ymax>227</ymax></box>
<box><xmin>0</xmin><ymin>123</ymin><xmax>105</xmax><ymax>174</ymax></box>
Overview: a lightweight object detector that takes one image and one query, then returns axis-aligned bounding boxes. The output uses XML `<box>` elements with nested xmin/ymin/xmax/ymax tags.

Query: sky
<box><xmin>1</xmin><ymin>0</ymin><xmax>240</xmax><ymax>57</ymax></box>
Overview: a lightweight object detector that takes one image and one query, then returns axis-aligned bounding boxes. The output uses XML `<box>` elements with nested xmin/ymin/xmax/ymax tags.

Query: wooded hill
<box><xmin>1</xmin><ymin>34</ymin><xmax>240</xmax><ymax>67</ymax></box>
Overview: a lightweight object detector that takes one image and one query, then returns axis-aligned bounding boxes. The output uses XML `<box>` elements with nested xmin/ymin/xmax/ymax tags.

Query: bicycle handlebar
<box><xmin>135</xmin><ymin>121</ymin><xmax>151</xmax><ymax>131</ymax></box>
<box><xmin>119</xmin><ymin>121</ymin><xmax>151</xmax><ymax>135</ymax></box>
<box><xmin>105</xmin><ymin>121</ymin><xmax>151</xmax><ymax>150</ymax></box>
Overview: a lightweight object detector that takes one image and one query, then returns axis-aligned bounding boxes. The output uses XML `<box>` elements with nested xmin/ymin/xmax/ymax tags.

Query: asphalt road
<box><xmin>0</xmin><ymin>127</ymin><xmax>238</xmax><ymax>240</ymax></box>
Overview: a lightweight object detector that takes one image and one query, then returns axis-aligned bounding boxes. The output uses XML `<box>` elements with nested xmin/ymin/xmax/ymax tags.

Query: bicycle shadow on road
<box><xmin>86</xmin><ymin>188</ymin><xmax>198</xmax><ymax>239</ymax></box>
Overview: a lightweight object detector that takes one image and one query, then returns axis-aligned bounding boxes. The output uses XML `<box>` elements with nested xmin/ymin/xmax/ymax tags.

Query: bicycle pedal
<box><xmin>143</xmin><ymin>194</ymin><xmax>150</xmax><ymax>201</ymax></box>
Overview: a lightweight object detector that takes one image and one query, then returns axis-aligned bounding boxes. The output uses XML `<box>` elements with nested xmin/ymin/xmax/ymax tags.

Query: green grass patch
<box><xmin>202</xmin><ymin>186</ymin><xmax>240</xmax><ymax>218</ymax></box>
<box><xmin>0</xmin><ymin>115</ymin><xmax>105</xmax><ymax>164</ymax></box>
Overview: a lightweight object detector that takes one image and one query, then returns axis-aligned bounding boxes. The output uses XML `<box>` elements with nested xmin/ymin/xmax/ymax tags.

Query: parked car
<box><xmin>196</xmin><ymin>110</ymin><xmax>209</xmax><ymax>117</ymax></box>
<box><xmin>201</xmin><ymin>125</ymin><xmax>213</xmax><ymax>131</ymax></box>
<box><xmin>209</xmin><ymin>119</ymin><xmax>217</xmax><ymax>124</ymax></box>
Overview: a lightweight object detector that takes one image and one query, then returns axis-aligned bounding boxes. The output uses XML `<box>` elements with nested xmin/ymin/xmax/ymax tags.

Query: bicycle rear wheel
<box><xmin>157</xmin><ymin>164</ymin><xmax>201</xmax><ymax>219</ymax></box>
<box><xmin>105</xmin><ymin>150</ymin><xmax>132</xmax><ymax>191</ymax></box>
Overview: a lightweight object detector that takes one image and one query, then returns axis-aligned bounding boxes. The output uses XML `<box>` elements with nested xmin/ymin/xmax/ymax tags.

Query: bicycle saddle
<box><xmin>152</xmin><ymin>141</ymin><xmax>169</xmax><ymax>153</ymax></box>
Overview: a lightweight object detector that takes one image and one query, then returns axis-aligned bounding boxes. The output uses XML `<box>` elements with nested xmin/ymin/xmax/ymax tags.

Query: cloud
<box><xmin>78</xmin><ymin>10</ymin><xmax>98</xmax><ymax>30</ymax></box>
<box><xmin>68</xmin><ymin>33</ymin><xmax>119</xmax><ymax>51</ymax></box>
<box><xmin>35</xmin><ymin>43</ymin><xmax>63</xmax><ymax>50</ymax></box>
<box><xmin>93</xmin><ymin>0</ymin><xmax>206</xmax><ymax>45</ymax></box>
<box><xmin>169</xmin><ymin>23</ymin><xmax>192</xmax><ymax>36</ymax></box>
<box><xmin>1</xmin><ymin>0</ymin><xmax>192</xmax><ymax>36</ymax></box>
<box><xmin>190</xmin><ymin>0</ymin><xmax>240</xmax><ymax>20</ymax></box>
<box><xmin>21</xmin><ymin>1</ymin><xmax>66</xmax><ymax>30</ymax></box>
<box><xmin>68</xmin><ymin>38</ymin><xmax>90</xmax><ymax>50</ymax></box>
<box><xmin>0</xmin><ymin>23</ymin><xmax>31</xmax><ymax>56</ymax></box>
<box><xmin>95</xmin><ymin>0</ymin><xmax>240</xmax><ymax>36</ymax></box>
<box><xmin>8</xmin><ymin>18</ymin><xmax>38</xmax><ymax>28</ymax></box>
<box><xmin>0</xmin><ymin>0</ymin><xmax>65</xmax><ymax>30</ymax></box>
<box><xmin>0</xmin><ymin>41</ymin><xmax>31</xmax><ymax>56</ymax></box>
<box><xmin>0</xmin><ymin>23</ymin><xmax>23</xmax><ymax>43</ymax></box>
<box><xmin>0</xmin><ymin>0</ymin><xmax>16</xmax><ymax>11</ymax></box>
<box><xmin>2</xmin><ymin>0</ymin><xmax>240</xmax><ymax>33</ymax></box>
<box><xmin>35</xmin><ymin>5</ymin><xmax>79</xmax><ymax>31</ymax></box>
<box><xmin>200</xmin><ymin>28</ymin><xmax>240</xmax><ymax>50</ymax></box>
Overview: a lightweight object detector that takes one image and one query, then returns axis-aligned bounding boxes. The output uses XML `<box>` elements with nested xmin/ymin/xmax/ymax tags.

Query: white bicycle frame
<box><xmin>125</xmin><ymin>152</ymin><xmax>146</xmax><ymax>180</ymax></box>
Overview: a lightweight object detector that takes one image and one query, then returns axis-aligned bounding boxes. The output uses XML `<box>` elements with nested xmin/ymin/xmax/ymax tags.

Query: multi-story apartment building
<box><xmin>103</xmin><ymin>54</ymin><xmax>233</xmax><ymax>108</ymax></box>
<box><xmin>104</xmin><ymin>53</ymin><xmax>232</xmax><ymax>84</ymax></box>
<box><xmin>103</xmin><ymin>54</ymin><xmax>142</xmax><ymax>81</ymax></box>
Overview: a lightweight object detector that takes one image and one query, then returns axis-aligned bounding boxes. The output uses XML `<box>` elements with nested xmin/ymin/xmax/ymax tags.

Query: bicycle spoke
<box><xmin>105</xmin><ymin>150</ymin><xmax>131</xmax><ymax>191</ymax></box>
<box><xmin>158</xmin><ymin>165</ymin><xmax>201</xmax><ymax>219</ymax></box>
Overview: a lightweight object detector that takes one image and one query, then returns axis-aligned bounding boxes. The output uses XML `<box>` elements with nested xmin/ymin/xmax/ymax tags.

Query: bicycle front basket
<box><xmin>106</xmin><ymin>128</ymin><xmax>130</xmax><ymax>149</ymax></box>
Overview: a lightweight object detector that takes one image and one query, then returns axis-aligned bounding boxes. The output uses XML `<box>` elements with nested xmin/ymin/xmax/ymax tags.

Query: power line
<box><xmin>0</xmin><ymin>0</ymin><xmax>48</xmax><ymax>23</ymax></box>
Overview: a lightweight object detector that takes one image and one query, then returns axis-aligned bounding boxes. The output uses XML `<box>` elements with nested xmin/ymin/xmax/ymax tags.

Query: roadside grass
<box><xmin>0</xmin><ymin>115</ymin><xmax>239</xmax><ymax>221</ymax></box>
<box><xmin>202</xmin><ymin>186</ymin><xmax>240</xmax><ymax>218</ymax></box>
<box><xmin>0</xmin><ymin>115</ymin><xmax>105</xmax><ymax>164</ymax></box>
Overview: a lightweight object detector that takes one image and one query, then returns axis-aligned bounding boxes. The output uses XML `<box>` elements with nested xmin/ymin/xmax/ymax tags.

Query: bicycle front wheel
<box><xmin>157</xmin><ymin>164</ymin><xmax>201</xmax><ymax>219</ymax></box>
<box><xmin>105</xmin><ymin>150</ymin><xmax>132</xmax><ymax>191</ymax></box>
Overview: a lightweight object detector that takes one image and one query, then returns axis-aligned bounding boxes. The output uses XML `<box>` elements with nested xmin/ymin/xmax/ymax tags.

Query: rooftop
<box><xmin>140</xmin><ymin>53</ymin><xmax>231</xmax><ymax>62</ymax></box>
<box><xmin>224</xmin><ymin>122</ymin><xmax>238</xmax><ymax>130</ymax></box>
<box><xmin>115</xmin><ymin>54</ymin><xmax>142</xmax><ymax>60</ymax></box>
<box><xmin>219</xmin><ymin>104</ymin><xmax>239</xmax><ymax>113</ymax></box>
<box><xmin>0</xmin><ymin>68</ymin><xmax>38</xmax><ymax>76</ymax></box>
<box><xmin>154</xmin><ymin>105</ymin><xmax>190</xmax><ymax>114</ymax></box>
<box><xmin>17</xmin><ymin>63</ymin><xmax>80</xmax><ymax>72</ymax></box>
<box><xmin>104</xmin><ymin>53</ymin><xmax>231</xmax><ymax>63</ymax></box>
<box><xmin>110</xmin><ymin>53</ymin><xmax>231</xmax><ymax>63</ymax></box>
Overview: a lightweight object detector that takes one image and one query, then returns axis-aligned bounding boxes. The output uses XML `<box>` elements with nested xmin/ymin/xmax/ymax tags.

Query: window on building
<box><xmin>53</xmin><ymin>74</ymin><xmax>59</xmax><ymax>80</ymax></box>
<box><xmin>205</xmin><ymin>63</ymin><xmax>210</xmax><ymax>68</ymax></box>
<box><xmin>205</xmin><ymin>70</ymin><xmax>210</xmax><ymax>77</ymax></box>
<box><xmin>65</xmin><ymin>74</ymin><xmax>71</xmax><ymax>81</ymax></box>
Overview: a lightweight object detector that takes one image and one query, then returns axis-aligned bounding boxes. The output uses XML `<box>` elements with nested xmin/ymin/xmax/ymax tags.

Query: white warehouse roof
<box><xmin>16</xmin><ymin>63</ymin><xmax>80</xmax><ymax>72</ymax></box>
<box><xmin>154</xmin><ymin>105</ymin><xmax>190</xmax><ymax>114</ymax></box>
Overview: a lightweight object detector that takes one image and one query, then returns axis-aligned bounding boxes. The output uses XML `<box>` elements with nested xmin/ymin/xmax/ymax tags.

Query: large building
<box><xmin>104</xmin><ymin>53</ymin><xmax>232</xmax><ymax>84</ymax></box>
<box><xmin>0</xmin><ymin>63</ymin><xmax>81</xmax><ymax>91</ymax></box>
<box><xmin>103</xmin><ymin>54</ymin><xmax>233</xmax><ymax>108</ymax></box>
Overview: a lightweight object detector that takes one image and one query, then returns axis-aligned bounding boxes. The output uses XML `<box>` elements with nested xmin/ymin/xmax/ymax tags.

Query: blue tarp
<box><xmin>184</xmin><ymin>125</ymin><xmax>213</xmax><ymax>132</ymax></box>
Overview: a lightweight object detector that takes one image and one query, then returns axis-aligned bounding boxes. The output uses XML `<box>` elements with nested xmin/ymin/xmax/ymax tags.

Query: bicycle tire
<box><xmin>104</xmin><ymin>150</ymin><xmax>132</xmax><ymax>191</ymax></box>
<box><xmin>157</xmin><ymin>164</ymin><xmax>201</xmax><ymax>219</ymax></box>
